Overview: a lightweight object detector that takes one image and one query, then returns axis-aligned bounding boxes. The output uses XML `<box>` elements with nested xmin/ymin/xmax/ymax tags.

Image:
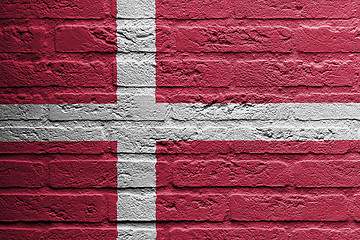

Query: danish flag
<box><xmin>1</xmin><ymin>0</ymin><xmax>359</xmax><ymax>239</ymax></box>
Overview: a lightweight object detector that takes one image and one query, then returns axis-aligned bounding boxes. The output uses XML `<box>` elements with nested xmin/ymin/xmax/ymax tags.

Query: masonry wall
<box><xmin>2</xmin><ymin>0</ymin><xmax>360</xmax><ymax>239</ymax></box>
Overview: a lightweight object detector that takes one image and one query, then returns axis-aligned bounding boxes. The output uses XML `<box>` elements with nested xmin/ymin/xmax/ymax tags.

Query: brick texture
<box><xmin>0</xmin><ymin>142</ymin><xmax>117</xmax><ymax>237</ymax></box>
<box><xmin>3</xmin><ymin>0</ymin><xmax>360</xmax><ymax>239</ymax></box>
<box><xmin>156</xmin><ymin>140</ymin><xmax>360</xmax><ymax>237</ymax></box>
<box><xmin>155</xmin><ymin>0</ymin><xmax>360</xmax><ymax>103</ymax></box>
<box><xmin>0</xmin><ymin>0</ymin><xmax>117</xmax><ymax>104</ymax></box>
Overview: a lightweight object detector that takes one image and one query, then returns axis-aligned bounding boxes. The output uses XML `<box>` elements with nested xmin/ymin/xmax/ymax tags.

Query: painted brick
<box><xmin>156</xmin><ymin>194</ymin><xmax>227</xmax><ymax>221</ymax></box>
<box><xmin>170</xmin><ymin>228</ymin><xmax>288</xmax><ymax>240</ymax></box>
<box><xmin>117</xmin><ymin>0</ymin><xmax>155</xmax><ymax>18</ymax></box>
<box><xmin>156</xmin><ymin>0</ymin><xmax>231</xmax><ymax>19</ymax></box>
<box><xmin>230</xmin><ymin>194</ymin><xmax>348</xmax><ymax>221</ymax></box>
<box><xmin>0</xmin><ymin>0</ymin><xmax>105</xmax><ymax>19</ymax></box>
<box><xmin>111</xmin><ymin>193</ymin><xmax>156</xmax><ymax>221</ymax></box>
<box><xmin>157</xmin><ymin>60</ymin><xmax>353</xmax><ymax>87</ymax></box>
<box><xmin>293</xmin><ymin>161</ymin><xmax>360</xmax><ymax>187</ymax></box>
<box><xmin>117</xmin><ymin>229</ymin><xmax>157</xmax><ymax>240</ymax></box>
<box><xmin>173</xmin><ymin>160</ymin><xmax>289</xmax><ymax>187</ymax></box>
<box><xmin>173</xmin><ymin>26</ymin><xmax>293</xmax><ymax>53</ymax></box>
<box><xmin>0</xmin><ymin>127</ymin><xmax>105</xmax><ymax>142</ymax></box>
<box><xmin>117</xmin><ymin>26</ymin><xmax>156</xmax><ymax>53</ymax></box>
<box><xmin>55</xmin><ymin>25</ymin><xmax>117</xmax><ymax>53</ymax></box>
<box><xmin>292</xmin><ymin>229</ymin><xmax>354</xmax><ymax>240</ymax></box>
<box><xmin>0</xmin><ymin>26</ymin><xmax>46</xmax><ymax>53</ymax></box>
<box><xmin>47</xmin><ymin>228</ymin><xmax>117</xmax><ymax>239</ymax></box>
<box><xmin>0</xmin><ymin>194</ymin><xmax>107</xmax><ymax>222</ymax></box>
<box><xmin>0</xmin><ymin>105</ymin><xmax>46</xmax><ymax>120</ymax></box>
<box><xmin>0</xmin><ymin>161</ymin><xmax>46</xmax><ymax>188</ymax></box>
<box><xmin>117</xmin><ymin>60</ymin><xmax>155</xmax><ymax>86</ymax></box>
<box><xmin>0</xmin><ymin>229</ymin><xmax>43</xmax><ymax>240</ymax></box>
<box><xmin>50</xmin><ymin>161</ymin><xmax>117</xmax><ymax>188</ymax></box>
<box><xmin>156</xmin><ymin>60</ymin><xmax>232</xmax><ymax>87</ymax></box>
<box><xmin>0</xmin><ymin>60</ymin><xmax>110</xmax><ymax>87</ymax></box>
<box><xmin>235</xmin><ymin>0</ymin><xmax>353</xmax><ymax>19</ymax></box>
<box><xmin>0</xmin><ymin>141</ymin><xmax>116</xmax><ymax>155</ymax></box>
<box><xmin>297</xmin><ymin>27</ymin><xmax>360</xmax><ymax>52</ymax></box>
<box><xmin>157</xmin><ymin>140</ymin><xmax>356</xmax><ymax>155</ymax></box>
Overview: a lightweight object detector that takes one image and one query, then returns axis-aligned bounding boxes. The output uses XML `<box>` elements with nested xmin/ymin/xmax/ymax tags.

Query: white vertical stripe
<box><xmin>116</xmin><ymin>0</ymin><xmax>157</xmax><ymax>239</ymax></box>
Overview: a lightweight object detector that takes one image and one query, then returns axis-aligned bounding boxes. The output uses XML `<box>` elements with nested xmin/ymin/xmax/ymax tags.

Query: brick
<box><xmin>292</xmin><ymin>229</ymin><xmax>353</xmax><ymax>240</ymax></box>
<box><xmin>117</xmin><ymin>229</ymin><xmax>157</xmax><ymax>240</ymax></box>
<box><xmin>48</xmin><ymin>228</ymin><xmax>117</xmax><ymax>239</ymax></box>
<box><xmin>293</xmin><ymin>161</ymin><xmax>360</xmax><ymax>187</ymax></box>
<box><xmin>52</xmin><ymin>92</ymin><xmax>116</xmax><ymax>104</ymax></box>
<box><xmin>293</xmin><ymin>103</ymin><xmax>360</xmax><ymax>120</ymax></box>
<box><xmin>0</xmin><ymin>229</ymin><xmax>43</xmax><ymax>240</ymax></box>
<box><xmin>0</xmin><ymin>127</ymin><xmax>105</xmax><ymax>142</ymax></box>
<box><xmin>234</xmin><ymin>60</ymin><xmax>353</xmax><ymax>87</ymax></box>
<box><xmin>0</xmin><ymin>26</ymin><xmax>46</xmax><ymax>53</ymax></box>
<box><xmin>111</xmin><ymin>193</ymin><xmax>156</xmax><ymax>221</ymax></box>
<box><xmin>170</xmin><ymin>228</ymin><xmax>287</xmax><ymax>240</ymax></box>
<box><xmin>112</xmin><ymin>126</ymin><xmax>199</xmax><ymax>153</ymax></box>
<box><xmin>157</xmin><ymin>140</ymin><xmax>356</xmax><ymax>154</ymax></box>
<box><xmin>297</xmin><ymin>27</ymin><xmax>360</xmax><ymax>52</ymax></box>
<box><xmin>0</xmin><ymin>194</ymin><xmax>106</xmax><ymax>222</ymax></box>
<box><xmin>156</xmin><ymin>60</ymin><xmax>232</xmax><ymax>87</ymax></box>
<box><xmin>117</xmin><ymin>0</ymin><xmax>155</xmax><ymax>18</ymax></box>
<box><xmin>169</xmin><ymin>103</ymin><xmax>292</xmax><ymax>121</ymax></box>
<box><xmin>173</xmin><ymin>160</ymin><xmax>289</xmax><ymax>187</ymax></box>
<box><xmin>352</xmin><ymin>195</ymin><xmax>360</xmax><ymax>221</ymax></box>
<box><xmin>156</xmin><ymin>0</ymin><xmax>231</xmax><ymax>19</ymax></box>
<box><xmin>49</xmin><ymin>95</ymin><xmax>166</xmax><ymax>121</ymax></box>
<box><xmin>0</xmin><ymin>141</ymin><xmax>116</xmax><ymax>154</ymax></box>
<box><xmin>55</xmin><ymin>25</ymin><xmax>117</xmax><ymax>53</ymax></box>
<box><xmin>117</xmin><ymin>161</ymin><xmax>157</xmax><ymax>188</ymax></box>
<box><xmin>0</xmin><ymin>161</ymin><xmax>46</xmax><ymax>188</ymax></box>
<box><xmin>157</xmin><ymin>194</ymin><xmax>227</xmax><ymax>221</ymax></box>
<box><xmin>50</xmin><ymin>161</ymin><xmax>117</xmax><ymax>188</ymax></box>
<box><xmin>0</xmin><ymin>0</ymin><xmax>105</xmax><ymax>19</ymax></box>
<box><xmin>0</xmin><ymin>105</ymin><xmax>45</xmax><ymax>120</ymax></box>
<box><xmin>0</xmin><ymin>60</ymin><xmax>110</xmax><ymax>87</ymax></box>
<box><xmin>157</xmin><ymin>60</ymin><xmax>353</xmax><ymax>87</ymax></box>
<box><xmin>50</xmin><ymin>160</ymin><xmax>156</xmax><ymax>188</ymax></box>
<box><xmin>230</xmin><ymin>194</ymin><xmax>348</xmax><ymax>221</ymax></box>
<box><xmin>117</xmin><ymin>26</ymin><xmax>156</xmax><ymax>53</ymax></box>
<box><xmin>117</xmin><ymin>60</ymin><xmax>156</xmax><ymax>86</ymax></box>
<box><xmin>173</xmin><ymin>26</ymin><xmax>293</xmax><ymax>53</ymax></box>
<box><xmin>235</xmin><ymin>0</ymin><xmax>353</xmax><ymax>19</ymax></box>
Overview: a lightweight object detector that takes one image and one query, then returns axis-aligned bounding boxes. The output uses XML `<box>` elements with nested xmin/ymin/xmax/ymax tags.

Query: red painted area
<box><xmin>155</xmin><ymin>0</ymin><xmax>360</xmax><ymax>103</ymax></box>
<box><xmin>0</xmin><ymin>1</ymin><xmax>117</xmax><ymax>104</ymax></box>
<box><xmin>156</xmin><ymin>140</ymin><xmax>360</xmax><ymax>238</ymax></box>
<box><xmin>0</xmin><ymin>141</ymin><xmax>118</xmax><ymax>239</ymax></box>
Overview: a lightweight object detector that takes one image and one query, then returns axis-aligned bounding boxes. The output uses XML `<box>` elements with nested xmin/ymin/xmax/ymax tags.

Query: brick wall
<box><xmin>1</xmin><ymin>0</ymin><xmax>360</xmax><ymax>239</ymax></box>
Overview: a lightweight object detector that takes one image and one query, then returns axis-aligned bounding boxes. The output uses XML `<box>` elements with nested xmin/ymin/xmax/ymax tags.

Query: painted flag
<box><xmin>1</xmin><ymin>0</ymin><xmax>360</xmax><ymax>239</ymax></box>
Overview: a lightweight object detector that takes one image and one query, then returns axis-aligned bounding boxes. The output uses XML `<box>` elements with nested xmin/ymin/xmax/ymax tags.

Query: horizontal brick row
<box><xmin>3</xmin><ymin>228</ymin><xmax>360</xmax><ymax>240</ymax></box>
<box><xmin>110</xmin><ymin>192</ymin><xmax>360</xmax><ymax>222</ymax></box>
<box><xmin>0</xmin><ymin>60</ymin><xmax>113</xmax><ymax>88</ymax></box>
<box><xmin>155</xmin><ymin>0</ymin><xmax>356</xmax><ymax>19</ymax></box>
<box><xmin>163</xmin><ymin>160</ymin><xmax>360</xmax><ymax>188</ymax></box>
<box><xmin>158</xmin><ymin>193</ymin><xmax>358</xmax><ymax>221</ymax></box>
<box><xmin>3</xmin><ymin>159</ymin><xmax>360</xmax><ymax>189</ymax></box>
<box><xmin>6</xmin><ymin>0</ymin><xmax>355</xmax><ymax>20</ymax></box>
<box><xmin>157</xmin><ymin>26</ymin><xmax>360</xmax><ymax>53</ymax></box>
<box><xmin>0</xmin><ymin>24</ymin><xmax>117</xmax><ymax>104</ymax></box>
<box><xmin>0</xmin><ymin>194</ymin><xmax>109</xmax><ymax>222</ymax></box>
<box><xmin>2</xmin><ymin>25</ymin><xmax>360</xmax><ymax>54</ymax></box>
<box><xmin>157</xmin><ymin>60</ymin><xmax>354</xmax><ymax>87</ymax></box>
<box><xmin>0</xmin><ymin>0</ymin><xmax>106</xmax><ymax>19</ymax></box>
<box><xmin>171</xmin><ymin>228</ymin><xmax>360</xmax><ymax>239</ymax></box>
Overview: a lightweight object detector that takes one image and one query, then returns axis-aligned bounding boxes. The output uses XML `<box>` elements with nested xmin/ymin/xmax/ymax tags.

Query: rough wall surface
<box><xmin>2</xmin><ymin>0</ymin><xmax>360</xmax><ymax>239</ymax></box>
